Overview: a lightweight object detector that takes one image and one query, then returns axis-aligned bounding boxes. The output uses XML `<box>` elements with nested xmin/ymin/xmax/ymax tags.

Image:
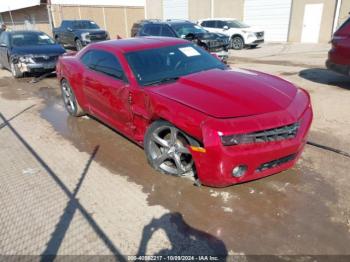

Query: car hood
<box><xmin>149</xmin><ymin>68</ymin><xmax>297</xmax><ymax>118</ymax></box>
<box><xmin>11</xmin><ymin>44</ymin><xmax>66</xmax><ymax>56</ymax></box>
<box><xmin>195</xmin><ymin>32</ymin><xmax>228</xmax><ymax>41</ymax></box>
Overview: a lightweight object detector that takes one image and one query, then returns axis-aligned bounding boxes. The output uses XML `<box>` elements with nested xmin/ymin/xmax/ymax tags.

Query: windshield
<box><xmin>125</xmin><ymin>44</ymin><xmax>226</xmax><ymax>86</ymax></box>
<box><xmin>11</xmin><ymin>32</ymin><xmax>55</xmax><ymax>47</ymax></box>
<box><xmin>72</xmin><ymin>21</ymin><xmax>100</xmax><ymax>29</ymax></box>
<box><xmin>171</xmin><ymin>23</ymin><xmax>207</xmax><ymax>37</ymax></box>
<box><xmin>226</xmin><ymin>20</ymin><xmax>249</xmax><ymax>28</ymax></box>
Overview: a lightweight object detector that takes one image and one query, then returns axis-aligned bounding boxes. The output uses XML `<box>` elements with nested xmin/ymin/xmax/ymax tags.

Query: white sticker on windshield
<box><xmin>90</xmin><ymin>21</ymin><xmax>96</xmax><ymax>24</ymax></box>
<box><xmin>179</xmin><ymin>47</ymin><xmax>200</xmax><ymax>57</ymax></box>
<box><xmin>39</xmin><ymin>35</ymin><xmax>50</xmax><ymax>40</ymax></box>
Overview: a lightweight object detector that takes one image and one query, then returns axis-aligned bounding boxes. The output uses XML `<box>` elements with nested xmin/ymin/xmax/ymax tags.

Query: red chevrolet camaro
<box><xmin>56</xmin><ymin>37</ymin><xmax>313</xmax><ymax>187</ymax></box>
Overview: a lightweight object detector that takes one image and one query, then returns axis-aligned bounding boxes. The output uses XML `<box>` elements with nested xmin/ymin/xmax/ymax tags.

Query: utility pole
<box><xmin>46</xmin><ymin>0</ymin><xmax>55</xmax><ymax>34</ymax></box>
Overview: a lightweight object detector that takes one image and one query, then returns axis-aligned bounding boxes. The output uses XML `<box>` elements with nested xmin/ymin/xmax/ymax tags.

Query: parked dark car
<box><xmin>326</xmin><ymin>17</ymin><xmax>350</xmax><ymax>76</ymax></box>
<box><xmin>53</xmin><ymin>20</ymin><xmax>110</xmax><ymax>50</ymax></box>
<box><xmin>0</xmin><ymin>30</ymin><xmax>65</xmax><ymax>78</ymax></box>
<box><xmin>131</xmin><ymin>20</ymin><xmax>230</xmax><ymax>62</ymax></box>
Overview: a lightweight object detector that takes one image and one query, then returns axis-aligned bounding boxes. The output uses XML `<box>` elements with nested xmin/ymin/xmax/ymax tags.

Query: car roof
<box><xmin>140</xmin><ymin>19</ymin><xmax>192</xmax><ymax>25</ymax></box>
<box><xmin>199</xmin><ymin>18</ymin><xmax>237</xmax><ymax>21</ymax></box>
<box><xmin>63</xmin><ymin>19</ymin><xmax>93</xmax><ymax>22</ymax></box>
<box><xmin>91</xmin><ymin>37</ymin><xmax>189</xmax><ymax>53</ymax></box>
<box><xmin>8</xmin><ymin>30</ymin><xmax>47</xmax><ymax>35</ymax></box>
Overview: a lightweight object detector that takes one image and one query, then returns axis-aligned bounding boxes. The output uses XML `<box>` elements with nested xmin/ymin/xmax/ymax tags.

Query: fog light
<box><xmin>232</xmin><ymin>165</ymin><xmax>247</xmax><ymax>178</ymax></box>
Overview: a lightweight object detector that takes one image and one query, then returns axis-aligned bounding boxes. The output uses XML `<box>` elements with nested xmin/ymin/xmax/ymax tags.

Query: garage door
<box><xmin>163</xmin><ymin>0</ymin><xmax>188</xmax><ymax>20</ymax></box>
<box><xmin>244</xmin><ymin>0</ymin><xmax>292</xmax><ymax>42</ymax></box>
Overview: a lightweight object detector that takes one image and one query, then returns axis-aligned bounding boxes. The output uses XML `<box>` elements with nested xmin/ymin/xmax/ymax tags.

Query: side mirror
<box><xmin>223</xmin><ymin>25</ymin><xmax>229</xmax><ymax>30</ymax></box>
<box><xmin>67</xmin><ymin>27</ymin><xmax>73</xmax><ymax>32</ymax></box>
<box><xmin>184</xmin><ymin>33</ymin><xmax>195</xmax><ymax>41</ymax></box>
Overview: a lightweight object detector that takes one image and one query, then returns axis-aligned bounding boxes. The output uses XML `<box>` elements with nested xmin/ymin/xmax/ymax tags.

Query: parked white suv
<box><xmin>198</xmin><ymin>18</ymin><xmax>264</xmax><ymax>50</ymax></box>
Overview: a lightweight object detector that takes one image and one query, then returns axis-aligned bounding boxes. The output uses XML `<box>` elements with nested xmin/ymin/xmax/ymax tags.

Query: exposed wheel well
<box><xmin>231</xmin><ymin>34</ymin><xmax>244</xmax><ymax>44</ymax></box>
<box><xmin>147</xmin><ymin>118</ymin><xmax>203</xmax><ymax>147</ymax></box>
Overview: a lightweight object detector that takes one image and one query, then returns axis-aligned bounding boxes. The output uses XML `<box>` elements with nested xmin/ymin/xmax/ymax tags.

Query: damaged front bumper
<box><xmin>213</xmin><ymin>50</ymin><xmax>229</xmax><ymax>63</ymax></box>
<box><xmin>189</xmin><ymin>89</ymin><xmax>313</xmax><ymax>187</ymax></box>
<box><xmin>11</xmin><ymin>54</ymin><xmax>59</xmax><ymax>73</ymax></box>
<box><xmin>16</xmin><ymin>61</ymin><xmax>57</xmax><ymax>73</ymax></box>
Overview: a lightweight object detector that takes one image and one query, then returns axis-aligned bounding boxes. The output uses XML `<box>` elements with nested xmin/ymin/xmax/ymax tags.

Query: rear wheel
<box><xmin>60</xmin><ymin>79</ymin><xmax>85</xmax><ymax>117</ymax></box>
<box><xmin>144</xmin><ymin>121</ymin><xmax>199</xmax><ymax>177</ymax></box>
<box><xmin>230</xmin><ymin>36</ymin><xmax>244</xmax><ymax>50</ymax></box>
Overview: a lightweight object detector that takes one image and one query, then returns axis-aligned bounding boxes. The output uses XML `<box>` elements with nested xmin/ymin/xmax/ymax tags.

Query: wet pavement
<box><xmin>1</xmin><ymin>44</ymin><xmax>350</xmax><ymax>256</ymax></box>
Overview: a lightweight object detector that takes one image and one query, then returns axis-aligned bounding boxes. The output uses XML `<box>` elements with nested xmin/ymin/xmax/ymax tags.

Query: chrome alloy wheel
<box><xmin>61</xmin><ymin>81</ymin><xmax>76</xmax><ymax>114</ymax></box>
<box><xmin>149</xmin><ymin>125</ymin><xmax>194</xmax><ymax>176</ymax></box>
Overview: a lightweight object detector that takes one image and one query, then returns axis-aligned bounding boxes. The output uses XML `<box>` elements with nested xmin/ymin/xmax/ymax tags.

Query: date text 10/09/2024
<box><xmin>127</xmin><ymin>256</ymin><xmax>220</xmax><ymax>261</ymax></box>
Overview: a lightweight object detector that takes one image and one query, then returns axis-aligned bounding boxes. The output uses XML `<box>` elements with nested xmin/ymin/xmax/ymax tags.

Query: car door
<box><xmin>0</xmin><ymin>32</ymin><xmax>10</xmax><ymax>69</ymax></box>
<box><xmin>213</xmin><ymin>21</ymin><xmax>226</xmax><ymax>34</ymax></box>
<box><xmin>80</xmin><ymin>49</ymin><xmax>133</xmax><ymax>134</ymax></box>
<box><xmin>61</xmin><ymin>21</ymin><xmax>74</xmax><ymax>45</ymax></box>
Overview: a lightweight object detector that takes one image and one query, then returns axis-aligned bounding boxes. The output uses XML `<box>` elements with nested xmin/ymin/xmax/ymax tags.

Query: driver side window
<box><xmin>217</xmin><ymin>21</ymin><xmax>225</xmax><ymax>29</ymax></box>
<box><xmin>81</xmin><ymin>50</ymin><xmax>127</xmax><ymax>81</ymax></box>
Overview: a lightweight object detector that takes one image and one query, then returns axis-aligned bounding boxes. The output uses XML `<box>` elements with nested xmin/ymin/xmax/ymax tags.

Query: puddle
<box><xmin>1</xmin><ymin>77</ymin><xmax>350</xmax><ymax>254</ymax></box>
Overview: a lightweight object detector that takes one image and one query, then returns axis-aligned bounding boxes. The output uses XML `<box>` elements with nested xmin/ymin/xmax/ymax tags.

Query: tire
<box><xmin>75</xmin><ymin>39</ymin><xmax>83</xmax><ymax>51</ymax></box>
<box><xmin>55</xmin><ymin>35</ymin><xmax>60</xmax><ymax>44</ymax></box>
<box><xmin>250</xmin><ymin>44</ymin><xmax>258</xmax><ymax>49</ymax></box>
<box><xmin>60</xmin><ymin>79</ymin><xmax>85</xmax><ymax>117</ymax></box>
<box><xmin>230</xmin><ymin>36</ymin><xmax>244</xmax><ymax>50</ymax></box>
<box><xmin>10</xmin><ymin>62</ymin><xmax>23</xmax><ymax>78</ymax></box>
<box><xmin>144</xmin><ymin>120</ymin><xmax>199</xmax><ymax>177</ymax></box>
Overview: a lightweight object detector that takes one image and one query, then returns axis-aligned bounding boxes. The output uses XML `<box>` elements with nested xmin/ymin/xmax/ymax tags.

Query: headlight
<box><xmin>81</xmin><ymin>32</ymin><xmax>90</xmax><ymax>41</ymax></box>
<box><xmin>221</xmin><ymin>134</ymin><xmax>254</xmax><ymax>146</ymax></box>
<box><xmin>19</xmin><ymin>55</ymin><xmax>34</xmax><ymax>63</ymax></box>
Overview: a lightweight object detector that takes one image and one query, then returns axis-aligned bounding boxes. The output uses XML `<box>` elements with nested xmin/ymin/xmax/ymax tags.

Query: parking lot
<box><xmin>1</xmin><ymin>42</ymin><xmax>350</xmax><ymax>257</ymax></box>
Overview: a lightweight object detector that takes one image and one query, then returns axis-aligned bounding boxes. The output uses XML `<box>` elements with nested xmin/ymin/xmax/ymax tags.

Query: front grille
<box><xmin>255</xmin><ymin>32</ymin><xmax>264</xmax><ymax>38</ymax></box>
<box><xmin>207</xmin><ymin>39</ymin><xmax>229</xmax><ymax>49</ymax></box>
<box><xmin>246</xmin><ymin>122</ymin><xmax>299</xmax><ymax>144</ymax></box>
<box><xmin>90</xmin><ymin>34</ymin><xmax>107</xmax><ymax>41</ymax></box>
<box><xmin>256</xmin><ymin>154</ymin><xmax>297</xmax><ymax>172</ymax></box>
<box><xmin>33</xmin><ymin>55</ymin><xmax>58</xmax><ymax>63</ymax></box>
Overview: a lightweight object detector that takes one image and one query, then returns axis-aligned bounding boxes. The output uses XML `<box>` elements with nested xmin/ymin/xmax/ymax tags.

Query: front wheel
<box><xmin>230</xmin><ymin>36</ymin><xmax>244</xmax><ymax>50</ymax></box>
<box><xmin>60</xmin><ymin>79</ymin><xmax>85</xmax><ymax>117</ymax></box>
<box><xmin>10</xmin><ymin>62</ymin><xmax>23</xmax><ymax>78</ymax></box>
<box><xmin>75</xmin><ymin>39</ymin><xmax>83</xmax><ymax>51</ymax></box>
<box><xmin>144</xmin><ymin>121</ymin><xmax>199</xmax><ymax>177</ymax></box>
